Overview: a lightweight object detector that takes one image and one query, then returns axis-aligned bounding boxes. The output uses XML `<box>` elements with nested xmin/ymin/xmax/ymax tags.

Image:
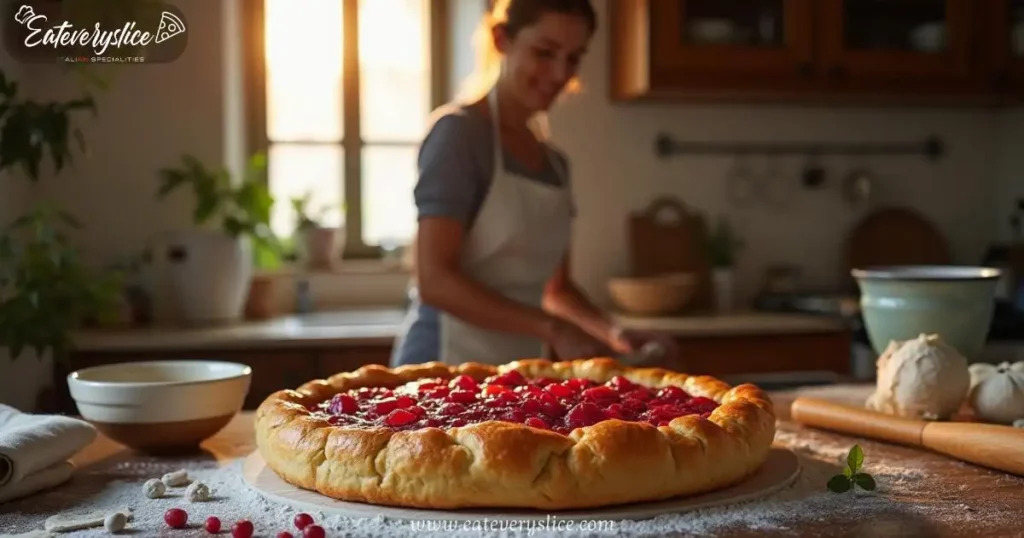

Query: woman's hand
<box><xmin>609</xmin><ymin>328</ymin><xmax>681</xmax><ymax>367</ymax></box>
<box><xmin>547</xmin><ymin>318</ymin><xmax>615</xmax><ymax>360</ymax></box>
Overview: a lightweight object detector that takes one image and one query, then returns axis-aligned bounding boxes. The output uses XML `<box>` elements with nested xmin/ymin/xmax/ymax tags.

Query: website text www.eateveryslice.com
<box><xmin>408</xmin><ymin>516</ymin><xmax>618</xmax><ymax>534</ymax></box>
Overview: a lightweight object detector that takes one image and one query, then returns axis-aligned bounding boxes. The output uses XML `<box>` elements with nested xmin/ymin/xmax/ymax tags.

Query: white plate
<box><xmin>241</xmin><ymin>448</ymin><xmax>800</xmax><ymax>522</ymax></box>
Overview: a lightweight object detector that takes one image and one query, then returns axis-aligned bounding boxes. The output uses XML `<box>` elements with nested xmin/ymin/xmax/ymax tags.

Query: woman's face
<box><xmin>495</xmin><ymin>12</ymin><xmax>591</xmax><ymax>113</ymax></box>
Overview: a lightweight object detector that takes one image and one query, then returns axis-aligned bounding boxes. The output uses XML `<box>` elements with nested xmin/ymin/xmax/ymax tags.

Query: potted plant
<box><xmin>0</xmin><ymin>68</ymin><xmax>123</xmax><ymax>411</ymax></box>
<box><xmin>291</xmin><ymin>193</ymin><xmax>343</xmax><ymax>270</ymax></box>
<box><xmin>155</xmin><ymin>153</ymin><xmax>284</xmax><ymax>324</ymax></box>
<box><xmin>702</xmin><ymin>216</ymin><xmax>745</xmax><ymax>313</ymax></box>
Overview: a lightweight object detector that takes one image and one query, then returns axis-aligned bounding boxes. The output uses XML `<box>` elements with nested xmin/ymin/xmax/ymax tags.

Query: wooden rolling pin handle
<box><xmin>922</xmin><ymin>422</ymin><xmax>1024</xmax><ymax>477</ymax></box>
<box><xmin>790</xmin><ymin>397</ymin><xmax>926</xmax><ymax>447</ymax></box>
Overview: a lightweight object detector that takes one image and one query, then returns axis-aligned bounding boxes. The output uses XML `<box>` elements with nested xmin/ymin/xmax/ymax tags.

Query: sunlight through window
<box><xmin>264</xmin><ymin>0</ymin><xmax>431</xmax><ymax>251</ymax></box>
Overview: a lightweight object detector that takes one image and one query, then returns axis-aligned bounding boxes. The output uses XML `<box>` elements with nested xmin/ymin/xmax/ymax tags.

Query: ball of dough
<box><xmin>185</xmin><ymin>480</ymin><xmax>210</xmax><ymax>502</ymax></box>
<box><xmin>142</xmin><ymin>478</ymin><xmax>166</xmax><ymax>499</ymax></box>
<box><xmin>104</xmin><ymin>512</ymin><xmax>126</xmax><ymax>533</ymax></box>
<box><xmin>865</xmin><ymin>333</ymin><xmax>971</xmax><ymax>420</ymax></box>
<box><xmin>968</xmin><ymin>361</ymin><xmax>1024</xmax><ymax>424</ymax></box>
<box><xmin>161</xmin><ymin>470</ymin><xmax>189</xmax><ymax>487</ymax></box>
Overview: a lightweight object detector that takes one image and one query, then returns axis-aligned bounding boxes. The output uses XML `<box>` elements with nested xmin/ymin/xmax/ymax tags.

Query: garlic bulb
<box><xmin>967</xmin><ymin>361</ymin><xmax>1024</xmax><ymax>425</ymax></box>
<box><xmin>866</xmin><ymin>333</ymin><xmax>971</xmax><ymax>420</ymax></box>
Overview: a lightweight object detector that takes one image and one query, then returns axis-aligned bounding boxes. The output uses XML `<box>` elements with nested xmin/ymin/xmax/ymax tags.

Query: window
<box><xmin>255</xmin><ymin>0</ymin><xmax>448</xmax><ymax>259</ymax></box>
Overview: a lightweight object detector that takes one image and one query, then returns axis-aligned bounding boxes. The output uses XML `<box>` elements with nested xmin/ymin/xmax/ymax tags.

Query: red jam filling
<box><xmin>313</xmin><ymin>371</ymin><xmax>719</xmax><ymax>435</ymax></box>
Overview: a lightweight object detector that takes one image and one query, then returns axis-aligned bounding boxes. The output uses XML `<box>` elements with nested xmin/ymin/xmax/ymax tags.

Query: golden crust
<box><xmin>255</xmin><ymin>358</ymin><xmax>776</xmax><ymax>510</ymax></box>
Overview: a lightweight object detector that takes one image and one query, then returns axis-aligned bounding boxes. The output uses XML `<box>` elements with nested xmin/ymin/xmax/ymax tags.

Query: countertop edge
<box><xmin>72</xmin><ymin>311</ymin><xmax>852</xmax><ymax>353</ymax></box>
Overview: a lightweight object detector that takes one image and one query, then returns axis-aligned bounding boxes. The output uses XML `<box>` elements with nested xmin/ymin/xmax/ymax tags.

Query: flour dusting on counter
<box><xmin>1</xmin><ymin>428</ymin><xmax>1021</xmax><ymax>537</ymax></box>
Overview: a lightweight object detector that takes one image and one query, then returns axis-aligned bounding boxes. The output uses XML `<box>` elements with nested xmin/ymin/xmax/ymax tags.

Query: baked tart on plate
<box><xmin>254</xmin><ymin>358</ymin><xmax>776</xmax><ymax>510</ymax></box>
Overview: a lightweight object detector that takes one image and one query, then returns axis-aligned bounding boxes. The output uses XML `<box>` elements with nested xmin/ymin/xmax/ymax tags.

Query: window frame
<box><xmin>243</xmin><ymin>0</ymin><xmax>451</xmax><ymax>261</ymax></box>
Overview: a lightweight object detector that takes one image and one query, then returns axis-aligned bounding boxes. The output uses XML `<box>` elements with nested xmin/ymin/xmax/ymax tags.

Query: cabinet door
<box><xmin>990</xmin><ymin>0</ymin><xmax>1024</xmax><ymax>88</ymax></box>
<box><xmin>648</xmin><ymin>0</ymin><xmax>815</xmax><ymax>79</ymax></box>
<box><xmin>820</xmin><ymin>0</ymin><xmax>974</xmax><ymax>81</ymax></box>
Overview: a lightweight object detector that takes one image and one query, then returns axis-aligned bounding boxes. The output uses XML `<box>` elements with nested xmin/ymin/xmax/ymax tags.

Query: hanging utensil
<box><xmin>841</xmin><ymin>167</ymin><xmax>875</xmax><ymax>208</ymax></box>
<box><xmin>800</xmin><ymin>154</ymin><xmax>826</xmax><ymax>189</ymax></box>
<box><xmin>726</xmin><ymin>154</ymin><xmax>757</xmax><ymax>209</ymax></box>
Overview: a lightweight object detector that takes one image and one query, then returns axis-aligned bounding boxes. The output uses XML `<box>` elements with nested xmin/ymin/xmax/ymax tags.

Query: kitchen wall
<box><xmin>13</xmin><ymin>0</ymin><xmax>1018</xmax><ymax>315</ymax></box>
<box><xmin>0</xmin><ymin>46</ymin><xmax>29</xmax><ymax>227</ymax></box>
<box><xmin>995</xmin><ymin>110</ymin><xmax>1024</xmax><ymax>243</ymax></box>
<box><xmin>549</xmin><ymin>0</ymin><xmax>1007</xmax><ymax>305</ymax></box>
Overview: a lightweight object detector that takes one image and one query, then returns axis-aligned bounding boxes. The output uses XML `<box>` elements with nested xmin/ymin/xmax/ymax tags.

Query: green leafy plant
<box><xmin>0</xmin><ymin>207</ymin><xmax>123</xmax><ymax>365</ymax></box>
<box><xmin>156</xmin><ymin>153</ymin><xmax>286</xmax><ymax>269</ymax></box>
<box><xmin>702</xmin><ymin>216</ymin><xmax>745</xmax><ymax>268</ymax></box>
<box><xmin>0</xmin><ymin>70</ymin><xmax>95</xmax><ymax>182</ymax></box>
<box><xmin>290</xmin><ymin>192</ymin><xmax>341</xmax><ymax>232</ymax></box>
<box><xmin>0</xmin><ymin>66</ymin><xmax>124</xmax><ymax>366</ymax></box>
<box><xmin>827</xmin><ymin>445</ymin><xmax>877</xmax><ymax>493</ymax></box>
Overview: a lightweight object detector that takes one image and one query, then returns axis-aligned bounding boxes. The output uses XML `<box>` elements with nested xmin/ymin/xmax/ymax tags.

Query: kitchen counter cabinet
<box><xmin>673</xmin><ymin>331</ymin><xmax>853</xmax><ymax>377</ymax></box>
<box><xmin>316</xmin><ymin>346</ymin><xmax>392</xmax><ymax>379</ymax></box>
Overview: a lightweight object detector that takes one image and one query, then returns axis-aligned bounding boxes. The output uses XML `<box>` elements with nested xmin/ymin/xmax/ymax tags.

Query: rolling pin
<box><xmin>790</xmin><ymin>397</ymin><xmax>1024</xmax><ymax>477</ymax></box>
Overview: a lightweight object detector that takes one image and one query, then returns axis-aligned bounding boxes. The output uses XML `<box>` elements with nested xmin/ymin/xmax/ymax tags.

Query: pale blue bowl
<box><xmin>852</xmin><ymin>266</ymin><xmax>1002</xmax><ymax>361</ymax></box>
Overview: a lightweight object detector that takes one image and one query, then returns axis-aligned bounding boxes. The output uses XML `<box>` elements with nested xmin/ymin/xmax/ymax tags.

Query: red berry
<box><xmin>330</xmin><ymin>394</ymin><xmax>358</xmax><ymax>414</ymax></box>
<box><xmin>384</xmin><ymin>408</ymin><xmax>418</xmax><ymax>427</ymax></box>
<box><xmin>447</xmin><ymin>389</ymin><xmax>477</xmax><ymax>404</ymax></box>
<box><xmin>525</xmin><ymin>416</ymin><xmax>548</xmax><ymax>429</ymax></box>
<box><xmin>205</xmin><ymin>516</ymin><xmax>221</xmax><ymax>533</ymax></box>
<box><xmin>303</xmin><ymin>525</ymin><xmax>326</xmax><ymax>538</ymax></box>
<box><xmin>278</xmin><ymin>533</ymin><xmax>295</xmax><ymax>538</ymax></box>
<box><xmin>294</xmin><ymin>512</ymin><xmax>315</xmax><ymax>529</ymax></box>
<box><xmin>582</xmin><ymin>386</ymin><xmax>619</xmax><ymax>403</ymax></box>
<box><xmin>231</xmin><ymin>520</ymin><xmax>254</xmax><ymax>538</ymax></box>
<box><xmin>164</xmin><ymin>508</ymin><xmax>187</xmax><ymax>529</ymax></box>
<box><xmin>449</xmin><ymin>375</ymin><xmax>478</xmax><ymax>391</ymax></box>
<box><xmin>548</xmin><ymin>382</ymin><xmax>577</xmax><ymax>398</ymax></box>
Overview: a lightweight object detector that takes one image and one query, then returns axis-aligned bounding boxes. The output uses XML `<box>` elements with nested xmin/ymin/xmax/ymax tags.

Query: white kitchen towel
<box><xmin>0</xmin><ymin>404</ymin><xmax>96</xmax><ymax>504</ymax></box>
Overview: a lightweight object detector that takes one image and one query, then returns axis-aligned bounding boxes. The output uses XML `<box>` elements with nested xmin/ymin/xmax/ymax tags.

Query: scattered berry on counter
<box><xmin>205</xmin><ymin>516</ymin><xmax>221</xmax><ymax>533</ymax></box>
<box><xmin>293</xmin><ymin>513</ymin><xmax>314</xmax><ymax>530</ymax></box>
<box><xmin>231</xmin><ymin>519</ymin><xmax>254</xmax><ymax>538</ymax></box>
<box><xmin>302</xmin><ymin>525</ymin><xmax>326</xmax><ymax>538</ymax></box>
<box><xmin>103</xmin><ymin>512</ymin><xmax>126</xmax><ymax>533</ymax></box>
<box><xmin>277</xmin><ymin>532</ymin><xmax>295</xmax><ymax>538</ymax></box>
<box><xmin>164</xmin><ymin>508</ymin><xmax>187</xmax><ymax>529</ymax></box>
<box><xmin>162</xmin><ymin>469</ymin><xmax>190</xmax><ymax>487</ymax></box>
<box><xmin>143</xmin><ymin>478</ymin><xmax>166</xmax><ymax>499</ymax></box>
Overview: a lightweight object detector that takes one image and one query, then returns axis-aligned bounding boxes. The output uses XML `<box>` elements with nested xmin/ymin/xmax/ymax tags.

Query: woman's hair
<box><xmin>457</xmin><ymin>0</ymin><xmax>597</xmax><ymax>137</ymax></box>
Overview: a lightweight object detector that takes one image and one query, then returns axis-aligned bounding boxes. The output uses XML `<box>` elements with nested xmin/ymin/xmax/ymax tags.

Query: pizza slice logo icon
<box><xmin>155</xmin><ymin>11</ymin><xmax>186</xmax><ymax>44</ymax></box>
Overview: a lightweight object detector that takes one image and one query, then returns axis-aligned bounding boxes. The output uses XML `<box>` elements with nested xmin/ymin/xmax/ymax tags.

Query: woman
<box><xmin>391</xmin><ymin>0</ymin><xmax>677</xmax><ymax>367</ymax></box>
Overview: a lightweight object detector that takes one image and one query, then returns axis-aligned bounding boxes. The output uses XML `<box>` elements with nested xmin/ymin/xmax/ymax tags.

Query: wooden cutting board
<box><xmin>629</xmin><ymin>196</ymin><xmax>712</xmax><ymax>310</ymax></box>
<box><xmin>843</xmin><ymin>206</ymin><xmax>952</xmax><ymax>290</ymax></box>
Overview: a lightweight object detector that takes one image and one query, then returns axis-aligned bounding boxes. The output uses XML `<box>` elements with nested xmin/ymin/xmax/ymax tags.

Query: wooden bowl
<box><xmin>608</xmin><ymin>273</ymin><xmax>697</xmax><ymax>316</ymax></box>
<box><xmin>67</xmin><ymin>360</ymin><xmax>251</xmax><ymax>455</ymax></box>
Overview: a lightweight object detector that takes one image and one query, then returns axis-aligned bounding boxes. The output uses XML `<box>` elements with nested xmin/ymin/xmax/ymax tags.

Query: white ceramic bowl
<box><xmin>67</xmin><ymin>360</ymin><xmax>252</xmax><ymax>454</ymax></box>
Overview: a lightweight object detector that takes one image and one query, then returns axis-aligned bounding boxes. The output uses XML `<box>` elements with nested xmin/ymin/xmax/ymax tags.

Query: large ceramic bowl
<box><xmin>852</xmin><ymin>266</ymin><xmax>1002</xmax><ymax>360</ymax></box>
<box><xmin>67</xmin><ymin>360</ymin><xmax>251</xmax><ymax>454</ymax></box>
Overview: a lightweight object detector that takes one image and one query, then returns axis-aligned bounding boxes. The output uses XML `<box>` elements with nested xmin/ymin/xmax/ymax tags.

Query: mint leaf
<box><xmin>827</xmin><ymin>475</ymin><xmax>851</xmax><ymax>493</ymax></box>
<box><xmin>847</xmin><ymin>444</ymin><xmax>864</xmax><ymax>473</ymax></box>
<box><xmin>853</xmin><ymin>473</ymin><xmax>876</xmax><ymax>491</ymax></box>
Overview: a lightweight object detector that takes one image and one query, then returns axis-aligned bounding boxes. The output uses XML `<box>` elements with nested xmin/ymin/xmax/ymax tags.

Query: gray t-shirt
<box><xmin>413</xmin><ymin>103</ymin><xmax>574</xmax><ymax>226</ymax></box>
<box><xmin>390</xmin><ymin>103</ymin><xmax>575</xmax><ymax>367</ymax></box>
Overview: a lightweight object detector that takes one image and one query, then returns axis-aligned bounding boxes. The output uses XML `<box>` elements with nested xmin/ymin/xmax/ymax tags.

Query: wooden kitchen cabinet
<box><xmin>612</xmin><ymin>0</ymin><xmax>1021</xmax><ymax>103</ymax></box>
<box><xmin>316</xmin><ymin>346</ymin><xmax>392</xmax><ymax>379</ymax></box>
<box><xmin>988</xmin><ymin>0</ymin><xmax>1024</xmax><ymax>89</ymax></box>
<box><xmin>669</xmin><ymin>331</ymin><xmax>852</xmax><ymax>377</ymax></box>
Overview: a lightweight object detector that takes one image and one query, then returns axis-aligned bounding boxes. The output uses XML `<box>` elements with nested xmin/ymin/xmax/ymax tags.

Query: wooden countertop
<box><xmin>73</xmin><ymin>309</ymin><xmax>850</xmax><ymax>353</ymax></box>
<box><xmin>39</xmin><ymin>385</ymin><xmax>1022</xmax><ymax>537</ymax></box>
